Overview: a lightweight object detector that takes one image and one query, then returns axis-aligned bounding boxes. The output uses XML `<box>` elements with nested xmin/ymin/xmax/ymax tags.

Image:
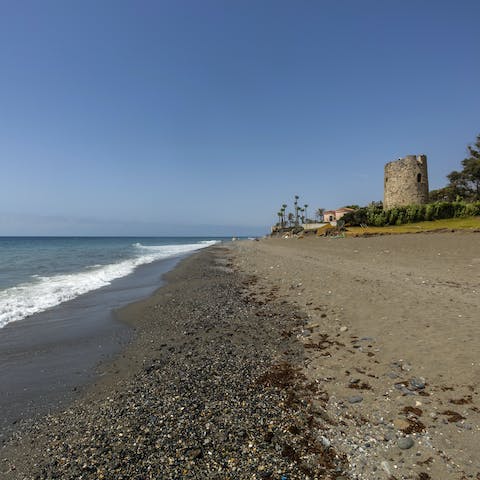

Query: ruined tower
<box><xmin>384</xmin><ymin>155</ymin><xmax>429</xmax><ymax>210</ymax></box>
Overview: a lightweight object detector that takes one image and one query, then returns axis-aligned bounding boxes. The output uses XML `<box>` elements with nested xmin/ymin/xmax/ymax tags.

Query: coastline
<box><xmin>2</xmin><ymin>234</ymin><xmax>479</xmax><ymax>479</ymax></box>
<box><xmin>1</xmin><ymin>243</ymin><xmax>350</xmax><ymax>479</ymax></box>
<box><xmin>0</xmin><ymin>254</ymin><xmax>184</xmax><ymax>442</ymax></box>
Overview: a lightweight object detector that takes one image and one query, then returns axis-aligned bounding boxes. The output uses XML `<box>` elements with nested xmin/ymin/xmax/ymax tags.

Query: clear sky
<box><xmin>0</xmin><ymin>0</ymin><xmax>479</xmax><ymax>236</ymax></box>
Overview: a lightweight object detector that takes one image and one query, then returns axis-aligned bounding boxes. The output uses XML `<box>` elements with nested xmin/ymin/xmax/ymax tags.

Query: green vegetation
<box><xmin>430</xmin><ymin>133</ymin><xmax>480</xmax><ymax>202</ymax></box>
<box><xmin>342</xmin><ymin>201</ymin><xmax>480</xmax><ymax>227</ymax></box>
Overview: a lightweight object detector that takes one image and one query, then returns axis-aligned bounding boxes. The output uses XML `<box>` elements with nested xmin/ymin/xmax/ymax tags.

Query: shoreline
<box><xmin>0</xmin><ymin>254</ymin><xmax>185</xmax><ymax>443</ymax></box>
<box><xmin>1</xmin><ymin>243</ymin><xmax>350</xmax><ymax>479</ymax></box>
<box><xmin>2</xmin><ymin>234</ymin><xmax>479</xmax><ymax>479</ymax></box>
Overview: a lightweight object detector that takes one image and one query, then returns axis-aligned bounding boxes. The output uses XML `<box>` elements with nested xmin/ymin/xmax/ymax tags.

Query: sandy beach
<box><xmin>232</xmin><ymin>233</ymin><xmax>480</xmax><ymax>479</ymax></box>
<box><xmin>2</xmin><ymin>234</ymin><xmax>479</xmax><ymax>479</ymax></box>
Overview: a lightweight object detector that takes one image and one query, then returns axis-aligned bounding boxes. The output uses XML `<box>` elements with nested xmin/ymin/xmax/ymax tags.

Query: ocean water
<box><xmin>0</xmin><ymin>237</ymin><xmax>221</xmax><ymax>328</ymax></box>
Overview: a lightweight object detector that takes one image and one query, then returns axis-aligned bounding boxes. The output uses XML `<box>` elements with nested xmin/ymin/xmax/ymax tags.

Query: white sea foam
<box><xmin>0</xmin><ymin>241</ymin><xmax>219</xmax><ymax>328</ymax></box>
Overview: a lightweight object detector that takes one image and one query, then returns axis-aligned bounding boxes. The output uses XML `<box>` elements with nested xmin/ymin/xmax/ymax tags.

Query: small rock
<box><xmin>409</xmin><ymin>377</ymin><xmax>426</xmax><ymax>390</ymax></box>
<box><xmin>319</xmin><ymin>436</ymin><xmax>331</xmax><ymax>448</ymax></box>
<box><xmin>456</xmin><ymin>422</ymin><xmax>473</xmax><ymax>430</ymax></box>
<box><xmin>397</xmin><ymin>437</ymin><xmax>414</xmax><ymax>450</ymax></box>
<box><xmin>394</xmin><ymin>383</ymin><xmax>416</xmax><ymax>396</ymax></box>
<box><xmin>380</xmin><ymin>460</ymin><xmax>391</xmax><ymax>475</ymax></box>
<box><xmin>259</xmin><ymin>471</ymin><xmax>273</xmax><ymax>479</ymax></box>
<box><xmin>348</xmin><ymin>395</ymin><xmax>363</xmax><ymax>404</ymax></box>
<box><xmin>339</xmin><ymin>326</ymin><xmax>348</xmax><ymax>332</ymax></box>
<box><xmin>384</xmin><ymin>431</ymin><xmax>396</xmax><ymax>442</ymax></box>
<box><xmin>186</xmin><ymin>448</ymin><xmax>203</xmax><ymax>459</ymax></box>
<box><xmin>393</xmin><ymin>418</ymin><xmax>411</xmax><ymax>431</ymax></box>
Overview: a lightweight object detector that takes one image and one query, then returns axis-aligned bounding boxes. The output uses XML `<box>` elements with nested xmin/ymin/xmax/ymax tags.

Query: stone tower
<box><xmin>384</xmin><ymin>155</ymin><xmax>429</xmax><ymax>210</ymax></box>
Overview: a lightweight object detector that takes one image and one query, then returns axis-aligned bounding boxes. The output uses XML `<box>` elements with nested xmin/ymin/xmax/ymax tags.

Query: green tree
<box><xmin>440</xmin><ymin>134</ymin><xmax>480</xmax><ymax>201</ymax></box>
<box><xmin>276</xmin><ymin>211</ymin><xmax>283</xmax><ymax>226</ymax></box>
<box><xmin>303</xmin><ymin>204</ymin><xmax>309</xmax><ymax>222</ymax></box>
<box><xmin>315</xmin><ymin>208</ymin><xmax>325</xmax><ymax>221</ymax></box>
<box><xmin>294</xmin><ymin>195</ymin><xmax>300</xmax><ymax>225</ymax></box>
<box><xmin>429</xmin><ymin>186</ymin><xmax>459</xmax><ymax>202</ymax></box>
<box><xmin>460</xmin><ymin>134</ymin><xmax>480</xmax><ymax>199</ymax></box>
<box><xmin>281</xmin><ymin>204</ymin><xmax>287</xmax><ymax>226</ymax></box>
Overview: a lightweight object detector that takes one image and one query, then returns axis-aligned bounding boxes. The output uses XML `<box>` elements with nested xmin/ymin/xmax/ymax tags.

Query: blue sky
<box><xmin>0</xmin><ymin>0</ymin><xmax>479</xmax><ymax>235</ymax></box>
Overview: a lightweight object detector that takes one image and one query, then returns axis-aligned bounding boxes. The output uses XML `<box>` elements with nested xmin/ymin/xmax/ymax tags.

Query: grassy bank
<box><xmin>345</xmin><ymin>216</ymin><xmax>480</xmax><ymax>236</ymax></box>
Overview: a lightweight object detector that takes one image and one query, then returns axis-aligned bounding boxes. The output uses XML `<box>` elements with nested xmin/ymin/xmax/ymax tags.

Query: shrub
<box><xmin>341</xmin><ymin>208</ymin><xmax>369</xmax><ymax>226</ymax></box>
<box><xmin>465</xmin><ymin>202</ymin><xmax>480</xmax><ymax>216</ymax></box>
<box><xmin>342</xmin><ymin>201</ymin><xmax>479</xmax><ymax>226</ymax></box>
<box><xmin>425</xmin><ymin>204</ymin><xmax>434</xmax><ymax>221</ymax></box>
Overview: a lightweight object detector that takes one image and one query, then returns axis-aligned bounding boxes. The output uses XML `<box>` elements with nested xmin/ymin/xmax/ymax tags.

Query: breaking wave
<box><xmin>0</xmin><ymin>240</ymin><xmax>219</xmax><ymax>328</ymax></box>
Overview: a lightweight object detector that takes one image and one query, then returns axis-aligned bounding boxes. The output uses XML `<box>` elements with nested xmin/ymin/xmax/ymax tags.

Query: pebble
<box><xmin>409</xmin><ymin>377</ymin><xmax>426</xmax><ymax>390</ymax></box>
<box><xmin>456</xmin><ymin>422</ymin><xmax>473</xmax><ymax>430</ymax></box>
<box><xmin>397</xmin><ymin>437</ymin><xmax>415</xmax><ymax>450</ymax></box>
<box><xmin>393</xmin><ymin>419</ymin><xmax>411</xmax><ymax>431</ymax></box>
<box><xmin>384</xmin><ymin>431</ymin><xmax>396</xmax><ymax>442</ymax></box>
<box><xmin>319</xmin><ymin>435</ymin><xmax>331</xmax><ymax>448</ymax></box>
<box><xmin>348</xmin><ymin>395</ymin><xmax>364</xmax><ymax>404</ymax></box>
<box><xmin>380</xmin><ymin>460</ymin><xmax>392</xmax><ymax>475</ymax></box>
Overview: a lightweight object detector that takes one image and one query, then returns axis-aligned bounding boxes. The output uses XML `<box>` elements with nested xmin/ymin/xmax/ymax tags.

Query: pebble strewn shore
<box><xmin>232</xmin><ymin>236</ymin><xmax>480</xmax><ymax>480</ymax></box>
<box><xmin>2</xmin><ymin>246</ymin><xmax>349</xmax><ymax>479</ymax></box>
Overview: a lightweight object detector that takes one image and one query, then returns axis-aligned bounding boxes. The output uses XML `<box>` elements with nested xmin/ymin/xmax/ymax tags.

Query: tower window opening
<box><xmin>417</xmin><ymin>173</ymin><xmax>422</xmax><ymax>183</ymax></box>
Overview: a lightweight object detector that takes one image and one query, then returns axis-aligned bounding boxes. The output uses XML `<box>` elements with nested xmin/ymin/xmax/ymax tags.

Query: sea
<box><xmin>0</xmin><ymin>236</ymin><xmax>221</xmax><ymax>329</ymax></box>
<box><xmin>0</xmin><ymin>236</ymin><xmax>223</xmax><ymax>436</ymax></box>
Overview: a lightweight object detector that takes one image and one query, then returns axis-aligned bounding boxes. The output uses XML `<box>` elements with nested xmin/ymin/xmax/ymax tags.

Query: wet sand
<box><xmin>0</xmin><ymin>256</ymin><xmax>181</xmax><ymax>442</ymax></box>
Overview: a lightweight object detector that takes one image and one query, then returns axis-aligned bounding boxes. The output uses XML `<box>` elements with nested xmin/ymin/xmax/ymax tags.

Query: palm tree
<box><xmin>277</xmin><ymin>211</ymin><xmax>285</xmax><ymax>226</ymax></box>
<box><xmin>294</xmin><ymin>195</ymin><xmax>299</xmax><ymax>225</ymax></box>
<box><xmin>281</xmin><ymin>203</ymin><xmax>287</xmax><ymax>226</ymax></box>
<box><xmin>315</xmin><ymin>208</ymin><xmax>325</xmax><ymax>222</ymax></box>
<box><xmin>288</xmin><ymin>212</ymin><xmax>294</xmax><ymax>226</ymax></box>
<box><xmin>304</xmin><ymin>204</ymin><xmax>309</xmax><ymax>223</ymax></box>
<box><xmin>280</xmin><ymin>204</ymin><xmax>287</xmax><ymax>226</ymax></box>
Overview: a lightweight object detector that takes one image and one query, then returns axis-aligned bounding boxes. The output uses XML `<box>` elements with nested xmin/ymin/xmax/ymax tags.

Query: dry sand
<box><xmin>231</xmin><ymin>233</ymin><xmax>480</xmax><ymax>479</ymax></box>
